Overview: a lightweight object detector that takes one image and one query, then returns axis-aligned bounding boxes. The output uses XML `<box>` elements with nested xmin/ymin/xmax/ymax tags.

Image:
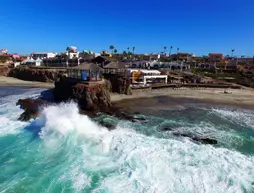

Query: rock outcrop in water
<box><xmin>16</xmin><ymin>98</ymin><xmax>47</xmax><ymax>121</ymax></box>
<box><xmin>54</xmin><ymin>77</ymin><xmax>112</xmax><ymax>113</ymax></box>
<box><xmin>9</xmin><ymin>66</ymin><xmax>66</xmax><ymax>82</ymax></box>
<box><xmin>160</xmin><ymin>127</ymin><xmax>217</xmax><ymax>145</ymax></box>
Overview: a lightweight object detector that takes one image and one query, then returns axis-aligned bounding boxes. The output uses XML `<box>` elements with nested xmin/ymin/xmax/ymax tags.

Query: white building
<box><xmin>67</xmin><ymin>52</ymin><xmax>79</xmax><ymax>59</ymax></box>
<box><xmin>32</xmin><ymin>52</ymin><xmax>56</xmax><ymax>59</ymax></box>
<box><xmin>21</xmin><ymin>57</ymin><xmax>42</xmax><ymax>66</ymax></box>
<box><xmin>128</xmin><ymin>69</ymin><xmax>168</xmax><ymax>86</ymax></box>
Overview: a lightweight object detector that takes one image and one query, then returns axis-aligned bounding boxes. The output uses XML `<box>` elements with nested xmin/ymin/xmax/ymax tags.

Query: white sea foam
<box><xmin>1</xmin><ymin>87</ymin><xmax>254</xmax><ymax>192</ymax></box>
<box><xmin>212</xmin><ymin>108</ymin><xmax>254</xmax><ymax>128</ymax></box>
<box><xmin>0</xmin><ymin>88</ymin><xmax>45</xmax><ymax>136</ymax></box>
<box><xmin>38</xmin><ymin>102</ymin><xmax>112</xmax><ymax>154</ymax></box>
<box><xmin>36</xmin><ymin>103</ymin><xmax>254</xmax><ymax>193</ymax></box>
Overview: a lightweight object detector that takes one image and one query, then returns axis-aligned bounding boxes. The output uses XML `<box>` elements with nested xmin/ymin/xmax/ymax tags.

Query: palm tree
<box><xmin>109</xmin><ymin>45</ymin><xmax>115</xmax><ymax>54</ymax></box>
<box><xmin>127</xmin><ymin>47</ymin><xmax>130</xmax><ymax>53</ymax></box>
<box><xmin>132</xmin><ymin>47</ymin><xmax>135</xmax><ymax>55</ymax></box>
<box><xmin>177</xmin><ymin>48</ymin><xmax>180</xmax><ymax>62</ymax></box>
<box><xmin>170</xmin><ymin>46</ymin><xmax>173</xmax><ymax>55</ymax></box>
<box><xmin>231</xmin><ymin>49</ymin><xmax>235</xmax><ymax>58</ymax></box>
<box><xmin>114</xmin><ymin>49</ymin><xmax>118</xmax><ymax>54</ymax></box>
<box><xmin>164</xmin><ymin>46</ymin><xmax>167</xmax><ymax>54</ymax></box>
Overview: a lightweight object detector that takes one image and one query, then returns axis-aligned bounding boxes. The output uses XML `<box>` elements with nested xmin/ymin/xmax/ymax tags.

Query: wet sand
<box><xmin>0</xmin><ymin>76</ymin><xmax>54</xmax><ymax>88</ymax></box>
<box><xmin>112</xmin><ymin>88</ymin><xmax>254</xmax><ymax>113</ymax></box>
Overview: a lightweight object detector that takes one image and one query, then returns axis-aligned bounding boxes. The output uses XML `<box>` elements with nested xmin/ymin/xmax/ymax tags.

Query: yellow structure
<box><xmin>132</xmin><ymin>71</ymin><xmax>142</xmax><ymax>83</ymax></box>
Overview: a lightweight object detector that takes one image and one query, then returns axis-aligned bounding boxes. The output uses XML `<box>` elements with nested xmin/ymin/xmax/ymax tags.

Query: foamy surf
<box><xmin>0</xmin><ymin>87</ymin><xmax>254</xmax><ymax>193</ymax></box>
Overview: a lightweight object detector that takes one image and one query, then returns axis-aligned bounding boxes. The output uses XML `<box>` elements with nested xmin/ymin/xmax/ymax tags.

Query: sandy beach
<box><xmin>0</xmin><ymin>76</ymin><xmax>54</xmax><ymax>88</ymax></box>
<box><xmin>1</xmin><ymin>75</ymin><xmax>254</xmax><ymax>108</ymax></box>
<box><xmin>111</xmin><ymin>87</ymin><xmax>254</xmax><ymax>111</ymax></box>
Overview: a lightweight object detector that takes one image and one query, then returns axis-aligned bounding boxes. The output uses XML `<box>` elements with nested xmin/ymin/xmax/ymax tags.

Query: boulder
<box><xmin>16</xmin><ymin>98</ymin><xmax>47</xmax><ymax>121</ymax></box>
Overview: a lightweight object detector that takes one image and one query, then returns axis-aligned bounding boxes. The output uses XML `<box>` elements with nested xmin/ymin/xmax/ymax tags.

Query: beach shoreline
<box><xmin>111</xmin><ymin>87</ymin><xmax>254</xmax><ymax>112</ymax></box>
<box><xmin>1</xmin><ymin>75</ymin><xmax>254</xmax><ymax>109</ymax></box>
<box><xmin>0</xmin><ymin>76</ymin><xmax>54</xmax><ymax>88</ymax></box>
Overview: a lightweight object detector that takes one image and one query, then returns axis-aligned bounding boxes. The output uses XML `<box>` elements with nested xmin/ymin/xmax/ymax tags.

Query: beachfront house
<box><xmin>31</xmin><ymin>52</ymin><xmax>56</xmax><ymax>59</ymax></box>
<box><xmin>21</xmin><ymin>58</ymin><xmax>42</xmax><ymax>66</ymax></box>
<box><xmin>209</xmin><ymin>53</ymin><xmax>224</xmax><ymax>63</ymax></box>
<box><xmin>67</xmin><ymin>62</ymin><xmax>102</xmax><ymax>81</ymax></box>
<box><xmin>128</xmin><ymin>69</ymin><xmax>168</xmax><ymax>86</ymax></box>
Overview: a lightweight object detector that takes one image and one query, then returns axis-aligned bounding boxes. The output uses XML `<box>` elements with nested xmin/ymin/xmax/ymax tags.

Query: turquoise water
<box><xmin>0</xmin><ymin>87</ymin><xmax>254</xmax><ymax>193</ymax></box>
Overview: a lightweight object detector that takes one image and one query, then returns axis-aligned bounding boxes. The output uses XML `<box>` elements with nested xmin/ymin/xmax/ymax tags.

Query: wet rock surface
<box><xmin>16</xmin><ymin>98</ymin><xmax>48</xmax><ymax>121</ymax></box>
<box><xmin>54</xmin><ymin>77</ymin><xmax>112</xmax><ymax>113</ymax></box>
<box><xmin>172</xmin><ymin>133</ymin><xmax>218</xmax><ymax>145</ymax></box>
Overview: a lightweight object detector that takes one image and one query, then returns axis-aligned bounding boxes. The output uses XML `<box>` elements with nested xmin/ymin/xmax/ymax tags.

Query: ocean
<box><xmin>0</xmin><ymin>87</ymin><xmax>254</xmax><ymax>193</ymax></box>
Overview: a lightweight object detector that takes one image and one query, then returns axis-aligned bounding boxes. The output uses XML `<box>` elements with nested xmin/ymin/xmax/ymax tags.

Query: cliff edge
<box><xmin>54</xmin><ymin>77</ymin><xmax>112</xmax><ymax>113</ymax></box>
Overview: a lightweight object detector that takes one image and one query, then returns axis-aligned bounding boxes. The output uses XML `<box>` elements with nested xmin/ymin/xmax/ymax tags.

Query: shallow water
<box><xmin>0</xmin><ymin>87</ymin><xmax>254</xmax><ymax>193</ymax></box>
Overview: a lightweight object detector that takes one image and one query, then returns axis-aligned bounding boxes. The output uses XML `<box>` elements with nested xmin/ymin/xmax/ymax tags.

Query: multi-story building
<box><xmin>208</xmin><ymin>53</ymin><xmax>224</xmax><ymax>63</ymax></box>
<box><xmin>32</xmin><ymin>52</ymin><xmax>56</xmax><ymax>59</ymax></box>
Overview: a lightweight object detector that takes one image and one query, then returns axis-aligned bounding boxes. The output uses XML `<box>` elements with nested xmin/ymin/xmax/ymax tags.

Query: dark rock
<box><xmin>160</xmin><ymin>127</ymin><xmax>174</xmax><ymax>131</ymax></box>
<box><xmin>98</xmin><ymin>120</ymin><xmax>116</xmax><ymax>131</ymax></box>
<box><xmin>194</xmin><ymin>137</ymin><xmax>218</xmax><ymax>145</ymax></box>
<box><xmin>172</xmin><ymin>132</ymin><xmax>217</xmax><ymax>145</ymax></box>
<box><xmin>16</xmin><ymin>98</ymin><xmax>48</xmax><ymax>121</ymax></box>
<box><xmin>114</xmin><ymin>112</ymin><xmax>147</xmax><ymax>123</ymax></box>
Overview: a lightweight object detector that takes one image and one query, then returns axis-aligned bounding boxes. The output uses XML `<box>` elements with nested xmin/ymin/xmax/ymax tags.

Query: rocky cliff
<box><xmin>104</xmin><ymin>74</ymin><xmax>132</xmax><ymax>95</ymax></box>
<box><xmin>0</xmin><ymin>65</ymin><xmax>11</xmax><ymax>76</ymax></box>
<box><xmin>54</xmin><ymin>77</ymin><xmax>112</xmax><ymax>113</ymax></box>
<box><xmin>8</xmin><ymin>66</ymin><xmax>67</xmax><ymax>82</ymax></box>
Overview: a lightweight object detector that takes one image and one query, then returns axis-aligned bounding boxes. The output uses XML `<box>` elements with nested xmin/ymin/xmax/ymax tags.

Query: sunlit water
<box><xmin>0</xmin><ymin>87</ymin><xmax>254</xmax><ymax>193</ymax></box>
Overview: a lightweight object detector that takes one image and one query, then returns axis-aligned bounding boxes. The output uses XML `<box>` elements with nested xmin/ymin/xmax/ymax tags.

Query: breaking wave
<box><xmin>0</xmin><ymin>88</ymin><xmax>254</xmax><ymax>192</ymax></box>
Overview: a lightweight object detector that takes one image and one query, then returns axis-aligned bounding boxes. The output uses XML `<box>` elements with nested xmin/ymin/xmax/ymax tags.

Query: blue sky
<box><xmin>0</xmin><ymin>0</ymin><xmax>253</xmax><ymax>56</ymax></box>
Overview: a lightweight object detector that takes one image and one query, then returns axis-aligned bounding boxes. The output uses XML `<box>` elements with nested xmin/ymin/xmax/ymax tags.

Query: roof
<box><xmin>32</xmin><ymin>52</ymin><xmax>55</xmax><ymax>54</ymax></box>
<box><xmin>92</xmin><ymin>56</ymin><xmax>117</xmax><ymax>62</ymax></box>
<box><xmin>103</xmin><ymin>62</ymin><xmax>126</xmax><ymax>69</ymax></box>
<box><xmin>128</xmin><ymin>69</ymin><xmax>161</xmax><ymax>75</ymax></box>
<box><xmin>178</xmin><ymin>52</ymin><xmax>189</xmax><ymax>55</ymax></box>
<box><xmin>70</xmin><ymin>62</ymin><xmax>102</xmax><ymax>71</ymax></box>
<box><xmin>21</xmin><ymin>58</ymin><xmax>35</xmax><ymax>63</ymax></box>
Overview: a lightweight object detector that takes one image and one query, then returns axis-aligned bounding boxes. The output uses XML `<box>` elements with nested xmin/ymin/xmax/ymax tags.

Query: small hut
<box><xmin>67</xmin><ymin>62</ymin><xmax>102</xmax><ymax>81</ymax></box>
<box><xmin>103</xmin><ymin>62</ymin><xmax>126</xmax><ymax>74</ymax></box>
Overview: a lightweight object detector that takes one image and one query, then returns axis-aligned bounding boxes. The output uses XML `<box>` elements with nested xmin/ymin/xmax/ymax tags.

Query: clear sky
<box><xmin>0</xmin><ymin>0</ymin><xmax>253</xmax><ymax>56</ymax></box>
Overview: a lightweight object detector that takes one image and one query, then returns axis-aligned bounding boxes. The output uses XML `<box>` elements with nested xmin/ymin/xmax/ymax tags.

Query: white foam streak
<box><xmin>212</xmin><ymin>108</ymin><xmax>254</xmax><ymax>128</ymax></box>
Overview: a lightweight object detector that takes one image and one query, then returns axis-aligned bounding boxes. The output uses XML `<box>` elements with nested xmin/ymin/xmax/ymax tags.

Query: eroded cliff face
<box><xmin>0</xmin><ymin>65</ymin><xmax>11</xmax><ymax>76</ymax></box>
<box><xmin>8</xmin><ymin>67</ymin><xmax>66</xmax><ymax>82</ymax></box>
<box><xmin>54</xmin><ymin>77</ymin><xmax>112</xmax><ymax>113</ymax></box>
<box><xmin>104</xmin><ymin>74</ymin><xmax>132</xmax><ymax>95</ymax></box>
